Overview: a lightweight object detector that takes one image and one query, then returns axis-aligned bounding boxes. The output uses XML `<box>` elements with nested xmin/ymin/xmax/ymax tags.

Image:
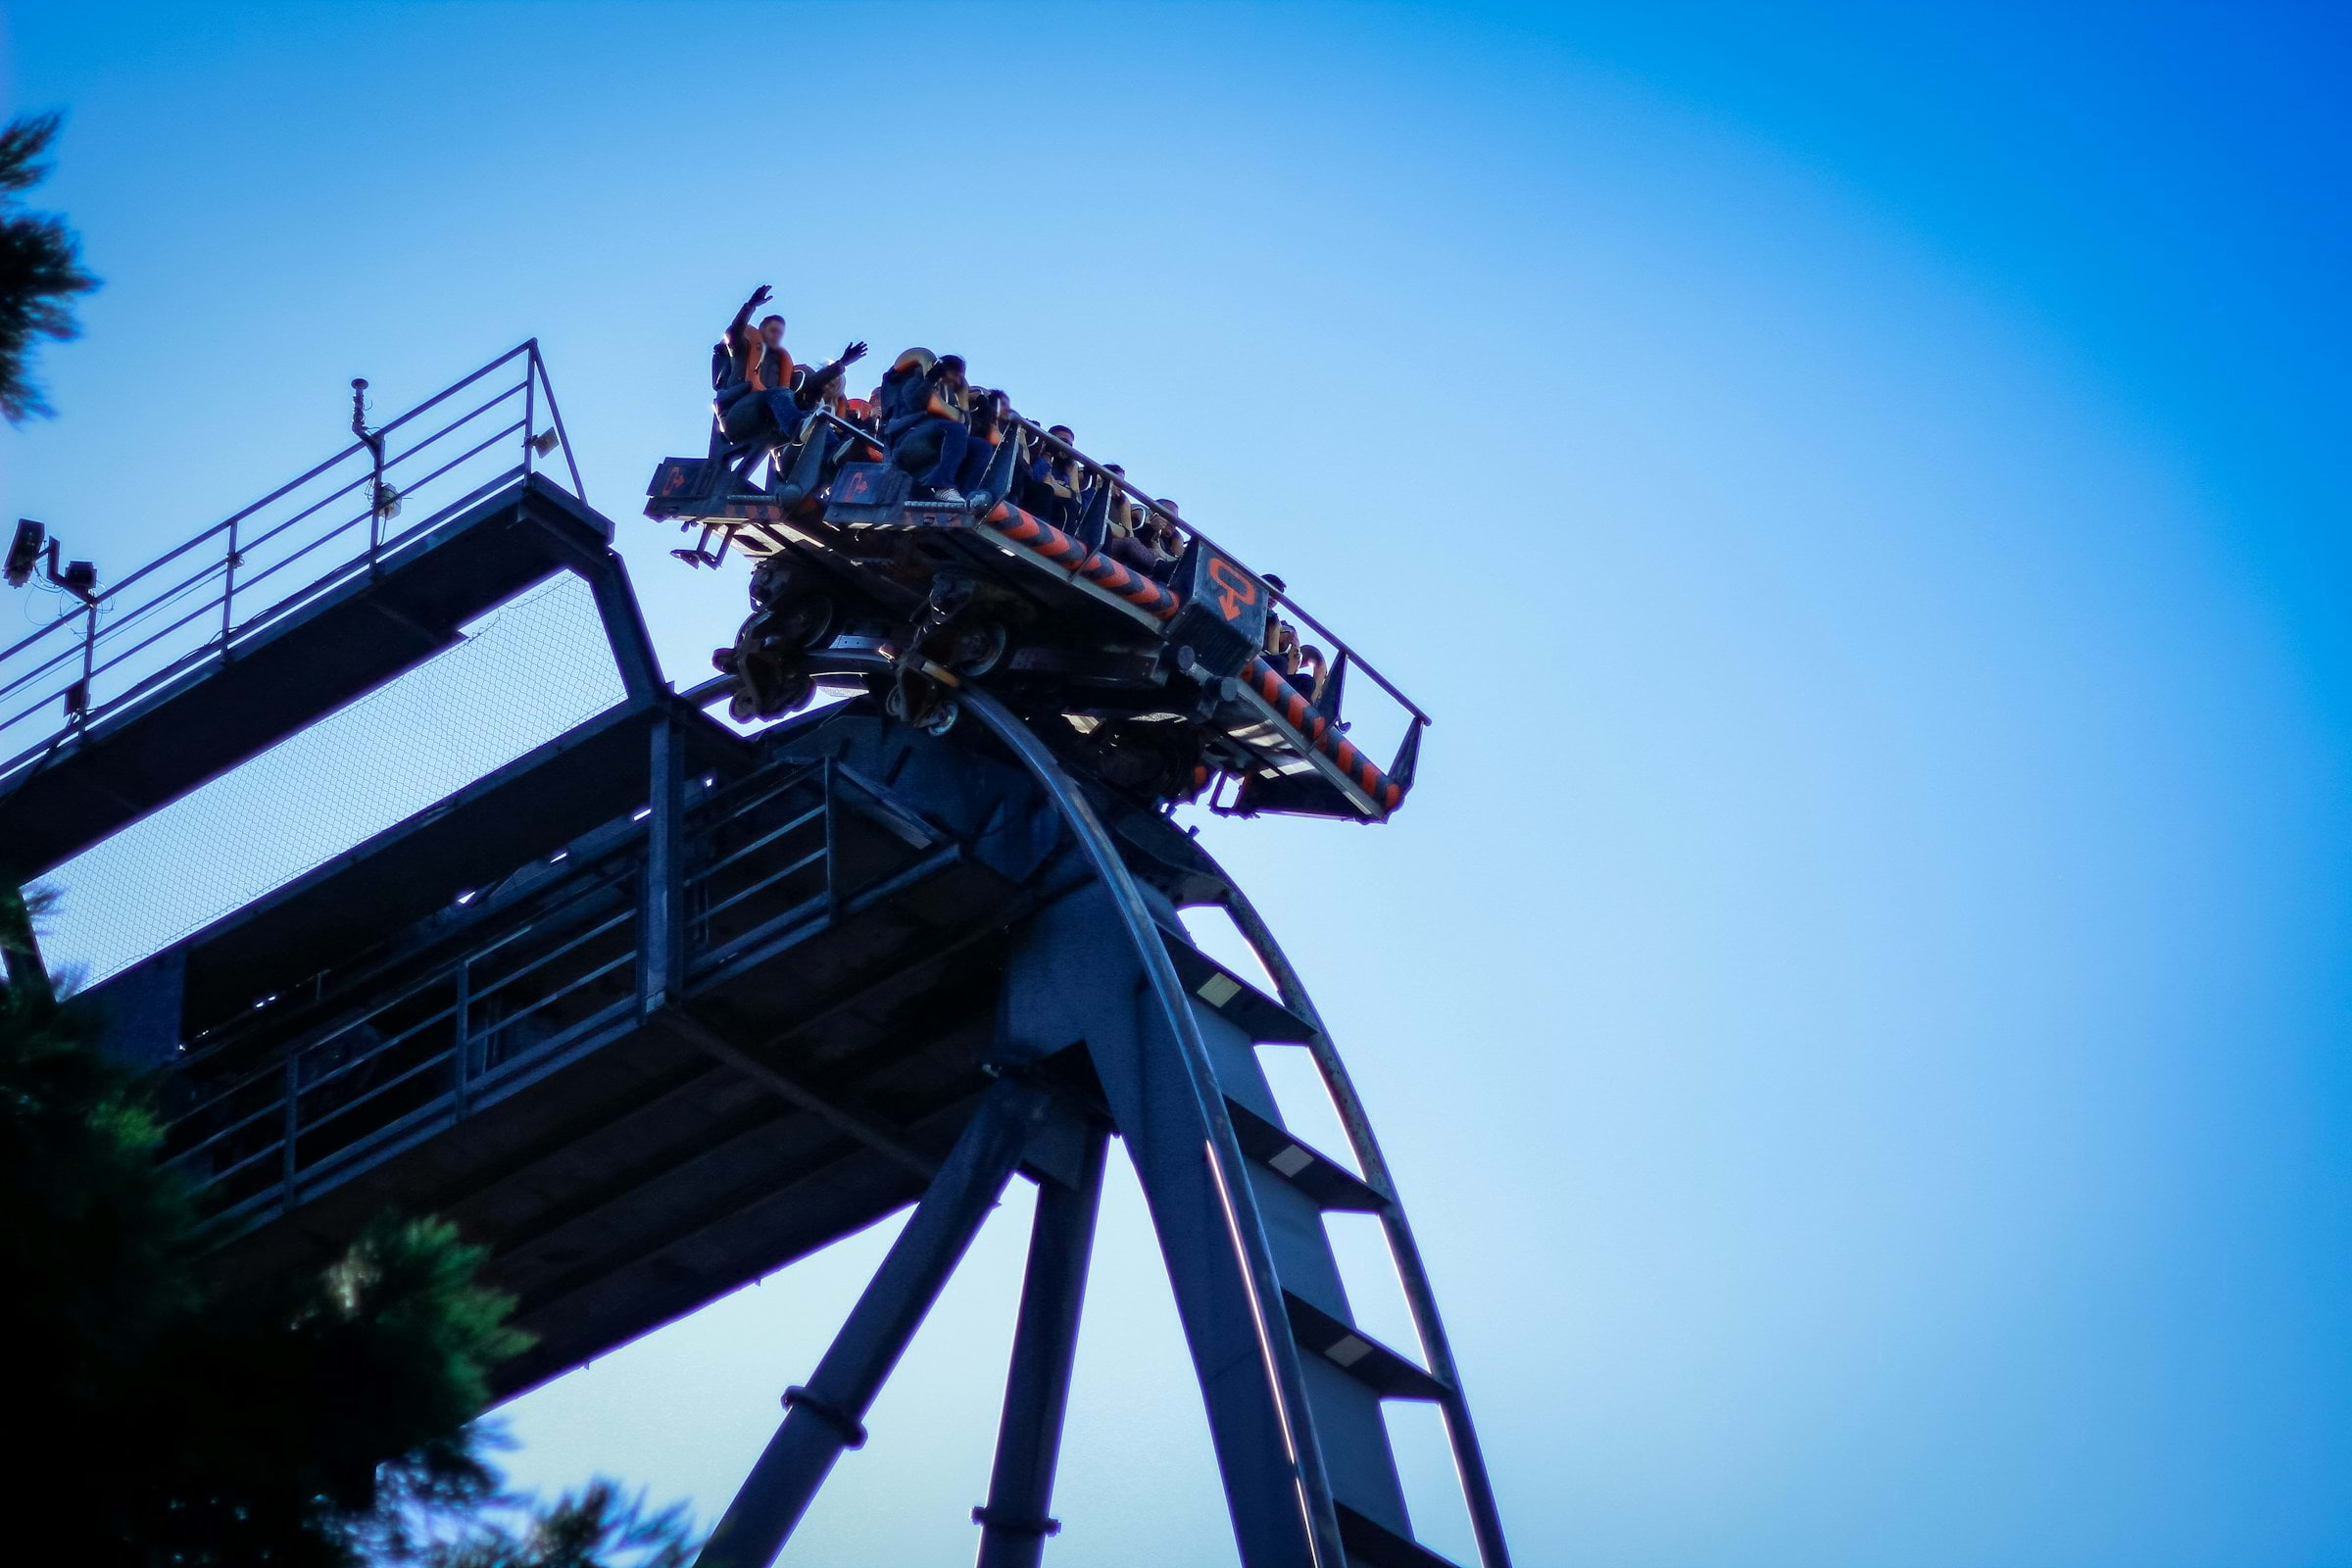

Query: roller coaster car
<box><xmin>646</xmin><ymin>423</ymin><xmax>1423</xmax><ymax>823</ymax></box>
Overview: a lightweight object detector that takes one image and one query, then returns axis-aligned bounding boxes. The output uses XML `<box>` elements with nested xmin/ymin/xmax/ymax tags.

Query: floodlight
<box><xmin>6</xmin><ymin>519</ymin><xmax>43</xmax><ymax>587</ymax></box>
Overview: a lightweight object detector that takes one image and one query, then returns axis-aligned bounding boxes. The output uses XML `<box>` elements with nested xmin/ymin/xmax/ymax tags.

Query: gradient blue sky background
<box><xmin>7</xmin><ymin>3</ymin><xmax>2351</xmax><ymax>1564</ymax></box>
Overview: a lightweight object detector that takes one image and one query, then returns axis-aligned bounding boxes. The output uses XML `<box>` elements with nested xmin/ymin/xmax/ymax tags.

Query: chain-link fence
<box><xmin>37</xmin><ymin>573</ymin><xmax>625</xmax><ymax>988</ymax></box>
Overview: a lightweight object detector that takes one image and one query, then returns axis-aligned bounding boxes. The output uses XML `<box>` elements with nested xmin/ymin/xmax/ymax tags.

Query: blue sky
<box><xmin>6</xmin><ymin>3</ymin><xmax>2351</xmax><ymax>1564</ymax></box>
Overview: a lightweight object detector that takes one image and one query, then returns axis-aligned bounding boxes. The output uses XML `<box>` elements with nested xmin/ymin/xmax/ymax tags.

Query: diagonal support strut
<box><xmin>973</xmin><ymin>1121</ymin><xmax>1109</xmax><ymax>1568</ymax></box>
<box><xmin>691</xmin><ymin>1073</ymin><xmax>1054</xmax><ymax>1568</ymax></box>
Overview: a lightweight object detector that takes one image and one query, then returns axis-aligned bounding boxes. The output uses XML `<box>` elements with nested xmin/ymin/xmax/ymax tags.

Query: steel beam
<box><xmin>640</xmin><ymin>713</ymin><xmax>686</xmax><ymax>1011</ymax></box>
<box><xmin>1221</xmin><ymin>881</ymin><xmax>1514</xmax><ymax>1568</ymax></box>
<box><xmin>938</xmin><ymin>667</ymin><xmax>1348</xmax><ymax>1568</ymax></box>
<box><xmin>692</xmin><ymin>1074</ymin><xmax>1054</xmax><ymax>1568</ymax></box>
<box><xmin>974</xmin><ymin>1121</ymin><xmax>1108</xmax><ymax>1568</ymax></box>
<box><xmin>660</xmin><ymin>1007</ymin><xmax>938</xmax><ymax>1180</ymax></box>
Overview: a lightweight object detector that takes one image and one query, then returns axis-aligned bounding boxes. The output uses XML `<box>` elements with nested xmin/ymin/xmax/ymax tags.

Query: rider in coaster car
<box><xmin>884</xmin><ymin>352</ymin><xmax>973</xmax><ymax>503</ymax></box>
<box><xmin>788</xmin><ymin>340</ymin><xmax>869</xmax><ymax>419</ymax></box>
<box><xmin>877</xmin><ymin>347</ymin><xmax>934</xmax><ymax>462</ymax></box>
<box><xmin>1145</xmin><ymin>500</ymin><xmax>1186</xmax><ymax>579</ymax></box>
<box><xmin>713</xmin><ymin>284</ymin><xmax>865</xmax><ymax>452</ymax></box>
<box><xmin>1260</xmin><ymin>574</ymin><xmax>1318</xmax><ymax>698</ymax></box>
<box><xmin>841</xmin><ymin>388</ymin><xmax>885</xmax><ymax>460</ymax></box>
<box><xmin>712</xmin><ymin>284</ymin><xmax>790</xmax><ymax>442</ymax></box>
<box><xmin>956</xmin><ymin>388</ymin><xmax>1013</xmax><ymax>497</ymax></box>
<box><xmin>1020</xmin><ymin>424</ymin><xmax>1081</xmax><ymax>527</ymax></box>
<box><xmin>1102</xmin><ymin>465</ymin><xmax>1155</xmax><ymax>573</ymax></box>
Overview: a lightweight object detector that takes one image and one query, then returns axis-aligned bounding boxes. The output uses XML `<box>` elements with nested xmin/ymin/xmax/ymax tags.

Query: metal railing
<box><xmin>708</xmin><ymin>384</ymin><xmax>1430</xmax><ymax>796</ymax></box>
<box><xmin>157</xmin><ymin>757</ymin><xmax>942</xmax><ymax>1224</ymax></box>
<box><xmin>1004</xmin><ymin>413</ymin><xmax>1428</xmax><ymax>718</ymax></box>
<box><xmin>685</xmin><ymin>760</ymin><xmax>834</xmax><ymax>957</ymax></box>
<box><xmin>0</xmin><ymin>341</ymin><xmax>582</xmax><ymax>788</ymax></box>
<box><xmin>985</xmin><ymin>412</ymin><xmax>1430</xmax><ymax>787</ymax></box>
<box><xmin>682</xmin><ymin>757</ymin><xmax>941</xmax><ymax>968</ymax></box>
<box><xmin>163</xmin><ymin>852</ymin><xmax>640</xmax><ymax>1220</ymax></box>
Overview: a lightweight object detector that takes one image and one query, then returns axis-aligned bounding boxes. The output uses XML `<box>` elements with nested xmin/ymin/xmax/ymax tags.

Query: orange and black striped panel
<box><xmin>1245</xmin><ymin>658</ymin><xmax>1405</xmax><ymax>814</ymax></box>
<box><xmin>976</xmin><ymin>502</ymin><xmax>1402</xmax><ymax>814</ymax></box>
<box><xmin>981</xmin><ymin>502</ymin><xmax>1182</xmax><ymax>621</ymax></box>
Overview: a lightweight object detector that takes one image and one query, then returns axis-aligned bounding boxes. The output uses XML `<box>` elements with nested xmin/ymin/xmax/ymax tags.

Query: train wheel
<box><xmin>748</xmin><ymin>558</ymin><xmax>795</xmax><ymax>610</ymax></box>
<box><xmin>728</xmin><ymin>687</ymin><xmax>760</xmax><ymax>722</ymax></box>
<box><xmin>887</xmin><ymin>669</ymin><xmax>946</xmax><ymax>729</ymax></box>
<box><xmin>777</xmin><ymin>593</ymin><xmax>838</xmax><ymax>651</ymax></box>
<box><xmin>952</xmin><ymin>618</ymin><xmax>1009</xmax><ymax>678</ymax></box>
<box><xmin>923</xmin><ymin>698</ymin><xmax>961</xmax><ymax>736</ymax></box>
<box><xmin>762</xmin><ymin>670</ymin><xmax>814</xmax><ymax>718</ymax></box>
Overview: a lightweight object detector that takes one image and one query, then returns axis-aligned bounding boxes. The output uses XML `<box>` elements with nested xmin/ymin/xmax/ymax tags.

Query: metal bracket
<box><xmin>970</xmin><ymin>1506</ymin><xmax>1060</xmax><ymax>1538</ymax></box>
<box><xmin>782</xmin><ymin>1386</ymin><xmax>868</xmax><ymax>1450</ymax></box>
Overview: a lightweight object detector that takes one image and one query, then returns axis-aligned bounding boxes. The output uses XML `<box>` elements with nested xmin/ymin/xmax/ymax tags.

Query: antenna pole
<box><xmin>353</xmin><ymin>378</ymin><xmax>387</xmax><ymax>562</ymax></box>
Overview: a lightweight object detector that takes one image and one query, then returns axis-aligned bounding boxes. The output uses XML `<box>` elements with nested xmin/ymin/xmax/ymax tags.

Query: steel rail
<box><xmin>463</xmin><ymin>909</ymin><xmax>636</xmax><ymax>1004</ymax></box>
<box><xmin>1003</xmin><ymin>414</ymin><xmax>1432</xmax><ymax>727</ymax></box>
<box><xmin>686</xmin><ymin>802</ymin><xmax>828</xmax><ymax>883</ymax></box>
<box><xmin>0</xmin><ymin>343</ymin><xmax>537</xmax><ymax>663</ymax></box>
<box><xmin>795</xmin><ymin>407</ymin><xmax>1428</xmax><ymax>731</ymax></box>
<box><xmin>526</xmin><ymin>342</ymin><xmax>587</xmax><ymax>500</ymax></box>
<box><xmin>817</xmin><ymin>648</ymin><xmax>1351</xmax><ymax>1568</ymax></box>
<box><xmin>0</xmin><ymin>343</ymin><xmax>571</xmax><ymax>777</ymax></box>
<box><xmin>687</xmin><ymin>846</ymin><xmax>829</xmax><ymax>929</ymax></box>
<box><xmin>1213</xmin><ymin>875</ymin><xmax>1514</xmax><ymax>1568</ymax></box>
<box><xmin>5</xmin><ymin>459</ymin><xmax>529</xmax><ymax>779</ymax></box>
<box><xmin>176</xmin><ymin>851</ymin><xmax>643</xmax><ymax>1075</ymax></box>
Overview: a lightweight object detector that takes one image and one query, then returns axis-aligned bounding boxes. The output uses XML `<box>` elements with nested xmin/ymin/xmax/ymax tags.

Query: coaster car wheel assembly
<box><xmin>948</xmin><ymin>616</ymin><xmax>1009</xmax><ymax>677</ymax></box>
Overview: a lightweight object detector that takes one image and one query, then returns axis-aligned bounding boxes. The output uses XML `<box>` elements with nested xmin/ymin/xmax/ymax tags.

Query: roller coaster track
<box><xmin>687</xmin><ymin>665</ymin><xmax>1509</xmax><ymax>1568</ymax></box>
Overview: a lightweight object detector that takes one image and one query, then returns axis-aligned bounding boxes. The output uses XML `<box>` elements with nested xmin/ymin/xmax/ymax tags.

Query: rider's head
<box><xmin>758</xmin><ymin>315</ymin><xmax>786</xmax><ymax>350</ymax></box>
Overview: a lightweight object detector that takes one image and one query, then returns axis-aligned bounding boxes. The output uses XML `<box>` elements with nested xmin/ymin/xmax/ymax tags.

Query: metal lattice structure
<box><xmin>8</xmin><ymin>350</ymin><xmax>1510</xmax><ymax>1568</ymax></box>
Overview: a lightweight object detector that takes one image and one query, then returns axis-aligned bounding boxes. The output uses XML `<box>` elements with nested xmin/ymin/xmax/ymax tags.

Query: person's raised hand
<box><xmin>749</xmin><ymin>283</ymin><xmax>774</xmax><ymax>309</ymax></box>
<box><xmin>840</xmin><ymin>340</ymin><xmax>869</xmax><ymax>365</ymax></box>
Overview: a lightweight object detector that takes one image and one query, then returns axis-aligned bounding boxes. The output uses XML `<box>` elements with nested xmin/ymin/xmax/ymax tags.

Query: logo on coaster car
<box><xmin>1206</xmin><ymin>556</ymin><xmax>1258</xmax><ymax>622</ymax></box>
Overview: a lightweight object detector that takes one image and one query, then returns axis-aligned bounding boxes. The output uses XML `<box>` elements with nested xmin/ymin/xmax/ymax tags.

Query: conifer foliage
<box><xmin>0</xmin><ymin>111</ymin><xmax>100</xmax><ymax>423</ymax></box>
<box><xmin>1</xmin><ymin>958</ymin><xmax>529</xmax><ymax>1565</ymax></box>
<box><xmin>0</xmin><ymin>116</ymin><xmax>697</xmax><ymax>1559</ymax></box>
<box><xmin>2</xmin><ymin>884</ymin><xmax>693</xmax><ymax>1568</ymax></box>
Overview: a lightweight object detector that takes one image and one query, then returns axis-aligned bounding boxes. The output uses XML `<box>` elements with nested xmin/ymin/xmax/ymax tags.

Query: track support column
<box><xmin>974</xmin><ymin>1122</ymin><xmax>1109</xmax><ymax>1568</ymax></box>
<box><xmin>692</xmin><ymin>1076</ymin><xmax>1054</xmax><ymax>1568</ymax></box>
<box><xmin>640</xmin><ymin>713</ymin><xmax>686</xmax><ymax>1013</ymax></box>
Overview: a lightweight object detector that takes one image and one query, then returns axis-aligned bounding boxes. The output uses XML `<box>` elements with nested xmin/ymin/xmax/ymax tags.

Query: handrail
<box><xmin>1004</xmin><ymin>414</ymin><xmax>1433</xmax><ymax>727</ymax></box>
<box><xmin>799</xmin><ymin>405</ymin><xmax>1427</xmax><ymax>732</ymax></box>
<box><xmin>159</xmin><ymin>758</ymin><xmax>859</xmax><ymax>1214</ymax></box>
<box><xmin>1214</xmin><ymin>871</ymin><xmax>1513</xmax><ymax>1567</ymax></box>
<box><xmin>0</xmin><ymin>342</ymin><xmax>579</xmax><ymax>787</ymax></box>
<box><xmin>172</xmin><ymin>845</ymin><xmax>641</xmax><ymax>1075</ymax></box>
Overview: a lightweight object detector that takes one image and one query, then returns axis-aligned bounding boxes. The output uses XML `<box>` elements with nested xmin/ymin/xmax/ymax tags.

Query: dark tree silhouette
<box><xmin>375</xmin><ymin>1480</ymin><xmax>700</xmax><ymax>1568</ymax></box>
<box><xmin>0</xmin><ymin>111</ymin><xmax>100</xmax><ymax>423</ymax></box>
<box><xmin>0</xmin><ymin>889</ymin><xmax>529</xmax><ymax>1567</ymax></box>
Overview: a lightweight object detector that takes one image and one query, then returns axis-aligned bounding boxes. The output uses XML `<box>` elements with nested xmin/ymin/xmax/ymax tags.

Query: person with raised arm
<box><xmin>713</xmin><ymin>284</ymin><xmax>864</xmax><ymax>450</ymax></box>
